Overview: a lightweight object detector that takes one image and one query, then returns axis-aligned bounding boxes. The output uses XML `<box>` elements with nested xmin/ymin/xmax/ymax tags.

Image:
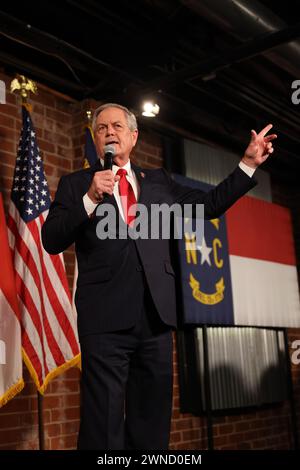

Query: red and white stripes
<box><xmin>7</xmin><ymin>202</ymin><xmax>80</xmax><ymax>393</ymax></box>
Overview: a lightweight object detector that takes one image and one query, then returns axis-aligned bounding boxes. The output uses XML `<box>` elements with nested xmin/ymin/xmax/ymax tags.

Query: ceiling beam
<box><xmin>140</xmin><ymin>22</ymin><xmax>300</xmax><ymax>93</ymax></box>
<box><xmin>0</xmin><ymin>51</ymin><xmax>88</xmax><ymax>93</ymax></box>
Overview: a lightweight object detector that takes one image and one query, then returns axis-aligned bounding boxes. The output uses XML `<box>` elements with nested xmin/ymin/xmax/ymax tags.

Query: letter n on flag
<box><xmin>0</xmin><ymin>193</ymin><xmax>24</xmax><ymax>407</ymax></box>
<box><xmin>7</xmin><ymin>104</ymin><xmax>80</xmax><ymax>394</ymax></box>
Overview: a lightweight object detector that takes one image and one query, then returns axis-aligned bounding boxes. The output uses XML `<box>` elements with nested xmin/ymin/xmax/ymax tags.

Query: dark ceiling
<box><xmin>1</xmin><ymin>0</ymin><xmax>300</xmax><ymax>180</ymax></box>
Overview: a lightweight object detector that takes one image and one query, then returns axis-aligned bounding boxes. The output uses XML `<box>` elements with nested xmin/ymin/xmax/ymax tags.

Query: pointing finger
<box><xmin>259</xmin><ymin>123</ymin><xmax>273</xmax><ymax>137</ymax></box>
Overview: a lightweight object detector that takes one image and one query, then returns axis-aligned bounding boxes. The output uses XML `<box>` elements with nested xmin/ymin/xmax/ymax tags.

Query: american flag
<box><xmin>7</xmin><ymin>105</ymin><xmax>80</xmax><ymax>393</ymax></box>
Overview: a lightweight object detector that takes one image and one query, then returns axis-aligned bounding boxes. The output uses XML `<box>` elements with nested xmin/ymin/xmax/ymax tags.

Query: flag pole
<box><xmin>38</xmin><ymin>392</ymin><xmax>45</xmax><ymax>450</ymax></box>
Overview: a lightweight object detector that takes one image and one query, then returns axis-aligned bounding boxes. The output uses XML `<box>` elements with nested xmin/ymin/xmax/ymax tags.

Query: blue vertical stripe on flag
<box><xmin>173</xmin><ymin>173</ymin><xmax>234</xmax><ymax>325</ymax></box>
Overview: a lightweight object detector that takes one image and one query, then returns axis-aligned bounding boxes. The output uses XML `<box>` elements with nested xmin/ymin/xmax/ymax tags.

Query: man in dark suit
<box><xmin>42</xmin><ymin>103</ymin><xmax>276</xmax><ymax>450</ymax></box>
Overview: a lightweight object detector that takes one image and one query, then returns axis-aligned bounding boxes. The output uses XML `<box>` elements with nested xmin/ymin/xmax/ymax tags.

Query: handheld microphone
<box><xmin>103</xmin><ymin>144</ymin><xmax>116</xmax><ymax>170</ymax></box>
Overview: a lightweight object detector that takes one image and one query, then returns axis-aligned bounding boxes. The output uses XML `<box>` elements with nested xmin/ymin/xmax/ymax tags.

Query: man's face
<box><xmin>94</xmin><ymin>107</ymin><xmax>138</xmax><ymax>166</ymax></box>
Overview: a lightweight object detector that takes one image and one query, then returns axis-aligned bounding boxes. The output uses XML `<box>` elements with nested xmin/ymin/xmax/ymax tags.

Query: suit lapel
<box><xmin>131</xmin><ymin>163</ymin><xmax>152</xmax><ymax>207</ymax></box>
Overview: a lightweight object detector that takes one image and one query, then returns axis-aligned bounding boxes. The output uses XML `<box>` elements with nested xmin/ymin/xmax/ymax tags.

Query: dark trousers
<box><xmin>77</xmin><ymin>289</ymin><xmax>173</xmax><ymax>450</ymax></box>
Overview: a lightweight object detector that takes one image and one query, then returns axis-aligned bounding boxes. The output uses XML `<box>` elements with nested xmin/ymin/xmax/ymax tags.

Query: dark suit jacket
<box><xmin>42</xmin><ymin>160</ymin><xmax>257</xmax><ymax>337</ymax></box>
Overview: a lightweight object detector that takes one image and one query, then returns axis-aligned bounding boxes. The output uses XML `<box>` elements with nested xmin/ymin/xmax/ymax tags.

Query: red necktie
<box><xmin>117</xmin><ymin>168</ymin><xmax>137</xmax><ymax>226</ymax></box>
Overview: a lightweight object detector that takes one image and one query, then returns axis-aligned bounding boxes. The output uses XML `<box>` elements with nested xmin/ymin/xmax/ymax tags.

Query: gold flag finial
<box><xmin>10</xmin><ymin>74</ymin><xmax>37</xmax><ymax>103</ymax></box>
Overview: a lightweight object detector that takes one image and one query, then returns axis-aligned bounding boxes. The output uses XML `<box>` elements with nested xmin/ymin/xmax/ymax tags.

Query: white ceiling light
<box><xmin>142</xmin><ymin>101</ymin><xmax>160</xmax><ymax>117</ymax></box>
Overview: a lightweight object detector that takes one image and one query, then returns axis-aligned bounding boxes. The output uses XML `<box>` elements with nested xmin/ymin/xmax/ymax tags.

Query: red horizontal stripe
<box><xmin>226</xmin><ymin>196</ymin><xmax>296</xmax><ymax>265</ymax></box>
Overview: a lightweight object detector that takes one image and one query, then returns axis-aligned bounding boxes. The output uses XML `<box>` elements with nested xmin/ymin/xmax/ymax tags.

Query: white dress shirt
<box><xmin>238</xmin><ymin>161</ymin><xmax>256</xmax><ymax>178</ymax></box>
<box><xmin>83</xmin><ymin>160</ymin><xmax>255</xmax><ymax>218</ymax></box>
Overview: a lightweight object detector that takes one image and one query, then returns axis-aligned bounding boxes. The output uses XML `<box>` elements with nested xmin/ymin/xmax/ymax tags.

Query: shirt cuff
<box><xmin>83</xmin><ymin>193</ymin><xmax>98</xmax><ymax>216</ymax></box>
<box><xmin>239</xmin><ymin>161</ymin><xmax>256</xmax><ymax>178</ymax></box>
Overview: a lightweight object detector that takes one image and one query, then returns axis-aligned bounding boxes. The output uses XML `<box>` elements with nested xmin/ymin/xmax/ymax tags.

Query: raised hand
<box><xmin>241</xmin><ymin>124</ymin><xmax>277</xmax><ymax>169</ymax></box>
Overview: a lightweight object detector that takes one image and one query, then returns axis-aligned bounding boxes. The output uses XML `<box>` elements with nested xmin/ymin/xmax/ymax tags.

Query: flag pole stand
<box><xmin>37</xmin><ymin>392</ymin><xmax>45</xmax><ymax>450</ymax></box>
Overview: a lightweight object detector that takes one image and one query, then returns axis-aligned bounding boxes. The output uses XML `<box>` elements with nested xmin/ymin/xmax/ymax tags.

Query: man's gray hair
<box><xmin>92</xmin><ymin>103</ymin><xmax>138</xmax><ymax>132</ymax></box>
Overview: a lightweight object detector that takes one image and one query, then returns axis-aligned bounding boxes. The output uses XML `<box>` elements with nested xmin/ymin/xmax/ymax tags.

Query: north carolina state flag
<box><xmin>0</xmin><ymin>193</ymin><xmax>24</xmax><ymax>407</ymax></box>
<box><xmin>175</xmin><ymin>174</ymin><xmax>300</xmax><ymax>328</ymax></box>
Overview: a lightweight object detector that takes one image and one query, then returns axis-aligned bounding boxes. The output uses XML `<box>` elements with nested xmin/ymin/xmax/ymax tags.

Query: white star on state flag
<box><xmin>197</xmin><ymin>236</ymin><xmax>212</xmax><ymax>266</ymax></box>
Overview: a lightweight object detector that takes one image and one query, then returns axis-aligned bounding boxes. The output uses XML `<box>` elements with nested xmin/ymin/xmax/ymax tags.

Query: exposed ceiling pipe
<box><xmin>181</xmin><ymin>0</ymin><xmax>300</xmax><ymax>78</ymax></box>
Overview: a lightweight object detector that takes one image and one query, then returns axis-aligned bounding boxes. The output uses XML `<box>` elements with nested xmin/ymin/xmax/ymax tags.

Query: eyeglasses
<box><xmin>95</xmin><ymin>122</ymin><xmax>127</xmax><ymax>134</ymax></box>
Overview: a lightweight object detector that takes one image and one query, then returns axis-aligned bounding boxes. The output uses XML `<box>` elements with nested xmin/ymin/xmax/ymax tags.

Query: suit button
<box><xmin>136</xmin><ymin>265</ymin><xmax>143</xmax><ymax>272</ymax></box>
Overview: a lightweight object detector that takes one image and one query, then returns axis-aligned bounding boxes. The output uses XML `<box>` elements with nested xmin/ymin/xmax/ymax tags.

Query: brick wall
<box><xmin>0</xmin><ymin>71</ymin><xmax>299</xmax><ymax>450</ymax></box>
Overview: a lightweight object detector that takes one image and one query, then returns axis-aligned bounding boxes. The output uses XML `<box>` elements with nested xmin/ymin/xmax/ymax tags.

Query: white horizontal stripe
<box><xmin>230</xmin><ymin>255</ymin><xmax>300</xmax><ymax>327</ymax></box>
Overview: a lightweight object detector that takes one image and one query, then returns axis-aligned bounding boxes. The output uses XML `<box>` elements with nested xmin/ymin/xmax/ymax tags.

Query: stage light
<box><xmin>142</xmin><ymin>101</ymin><xmax>160</xmax><ymax>117</ymax></box>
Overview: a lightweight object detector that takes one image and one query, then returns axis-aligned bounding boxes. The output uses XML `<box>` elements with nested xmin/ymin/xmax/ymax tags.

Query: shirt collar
<box><xmin>114</xmin><ymin>159</ymin><xmax>131</xmax><ymax>176</ymax></box>
<box><xmin>100</xmin><ymin>158</ymin><xmax>132</xmax><ymax>176</ymax></box>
